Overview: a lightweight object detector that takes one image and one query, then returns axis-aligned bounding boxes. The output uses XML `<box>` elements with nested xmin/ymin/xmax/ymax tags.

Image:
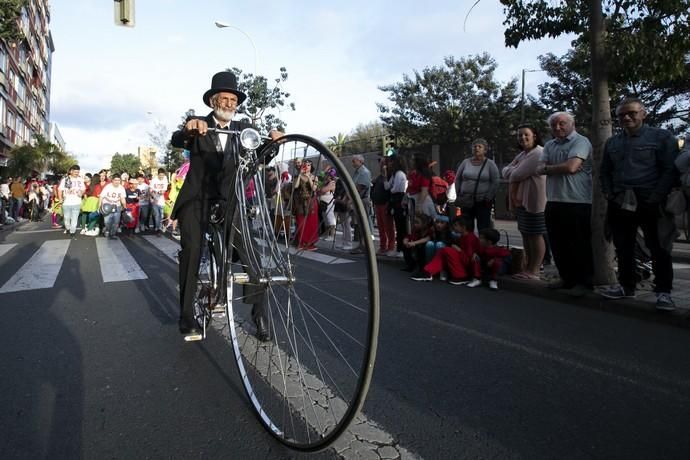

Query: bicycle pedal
<box><xmin>183</xmin><ymin>333</ymin><xmax>204</xmax><ymax>342</ymax></box>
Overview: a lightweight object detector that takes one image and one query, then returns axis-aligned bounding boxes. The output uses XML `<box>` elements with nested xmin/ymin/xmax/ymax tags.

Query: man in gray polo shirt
<box><xmin>599</xmin><ymin>97</ymin><xmax>679</xmax><ymax>310</ymax></box>
<box><xmin>350</xmin><ymin>154</ymin><xmax>374</xmax><ymax>253</ymax></box>
<box><xmin>537</xmin><ymin>112</ymin><xmax>594</xmax><ymax>292</ymax></box>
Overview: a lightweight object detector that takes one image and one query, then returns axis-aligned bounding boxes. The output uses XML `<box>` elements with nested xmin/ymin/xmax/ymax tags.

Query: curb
<box><xmin>374</xmin><ymin>253</ymin><xmax>690</xmax><ymax>331</ymax></box>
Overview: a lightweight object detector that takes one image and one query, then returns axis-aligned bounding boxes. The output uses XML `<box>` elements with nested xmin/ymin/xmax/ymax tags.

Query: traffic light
<box><xmin>382</xmin><ymin>134</ymin><xmax>396</xmax><ymax>156</ymax></box>
<box><xmin>114</xmin><ymin>0</ymin><xmax>135</xmax><ymax>27</ymax></box>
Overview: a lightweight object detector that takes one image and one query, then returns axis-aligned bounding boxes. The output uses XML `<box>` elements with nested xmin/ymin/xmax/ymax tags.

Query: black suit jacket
<box><xmin>170</xmin><ymin>112</ymin><xmax>252</xmax><ymax>219</ymax></box>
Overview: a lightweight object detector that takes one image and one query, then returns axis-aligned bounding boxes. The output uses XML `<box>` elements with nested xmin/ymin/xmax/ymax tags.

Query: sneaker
<box><xmin>489</xmin><ymin>280</ymin><xmax>498</xmax><ymax>291</ymax></box>
<box><xmin>385</xmin><ymin>250</ymin><xmax>399</xmax><ymax>257</ymax></box>
<box><xmin>63</xmin><ymin>229</ymin><xmax>68</xmax><ymax>234</ymax></box>
<box><xmin>599</xmin><ymin>285</ymin><xmax>635</xmax><ymax>300</ymax></box>
<box><xmin>439</xmin><ymin>271</ymin><xmax>448</xmax><ymax>282</ymax></box>
<box><xmin>134</xmin><ymin>227</ymin><xmax>140</xmax><ymax>234</ymax></box>
<box><xmin>117</xmin><ymin>227</ymin><xmax>122</xmax><ymax>234</ymax></box>
<box><xmin>80</xmin><ymin>228</ymin><xmax>87</xmax><ymax>235</ymax></box>
<box><xmin>449</xmin><ymin>279</ymin><xmax>470</xmax><ymax>286</ymax></box>
<box><xmin>104</xmin><ymin>231</ymin><xmax>110</xmax><ymax>238</ymax></box>
<box><xmin>655</xmin><ymin>293</ymin><xmax>676</xmax><ymax>311</ymax></box>
<box><xmin>466</xmin><ymin>279</ymin><xmax>482</xmax><ymax>288</ymax></box>
<box><xmin>92</xmin><ymin>228</ymin><xmax>100</xmax><ymax>236</ymax></box>
<box><xmin>340</xmin><ymin>243</ymin><xmax>353</xmax><ymax>250</ymax></box>
<box><xmin>410</xmin><ymin>271</ymin><xmax>432</xmax><ymax>281</ymax></box>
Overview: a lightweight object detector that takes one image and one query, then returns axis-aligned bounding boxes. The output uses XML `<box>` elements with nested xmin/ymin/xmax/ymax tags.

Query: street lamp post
<box><xmin>214</xmin><ymin>21</ymin><xmax>258</xmax><ymax>75</ymax></box>
<box><xmin>520</xmin><ymin>68</ymin><xmax>544</xmax><ymax>123</ymax></box>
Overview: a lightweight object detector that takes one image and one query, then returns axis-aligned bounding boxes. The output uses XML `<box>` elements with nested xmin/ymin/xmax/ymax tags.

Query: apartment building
<box><xmin>0</xmin><ymin>0</ymin><xmax>54</xmax><ymax>161</ymax></box>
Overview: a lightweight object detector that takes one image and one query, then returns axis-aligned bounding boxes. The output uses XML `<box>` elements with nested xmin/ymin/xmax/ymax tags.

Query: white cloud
<box><xmin>48</xmin><ymin>0</ymin><xmax>575</xmax><ymax>167</ymax></box>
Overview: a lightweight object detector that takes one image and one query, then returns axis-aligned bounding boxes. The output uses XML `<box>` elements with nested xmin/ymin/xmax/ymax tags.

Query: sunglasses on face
<box><xmin>617</xmin><ymin>110</ymin><xmax>640</xmax><ymax>119</ymax></box>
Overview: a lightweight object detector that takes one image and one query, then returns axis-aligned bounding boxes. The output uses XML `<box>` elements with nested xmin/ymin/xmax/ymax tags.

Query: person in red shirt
<box><xmin>406</xmin><ymin>155</ymin><xmax>435</xmax><ymax>220</ymax></box>
<box><xmin>474</xmin><ymin>228</ymin><xmax>511</xmax><ymax>290</ymax></box>
<box><xmin>412</xmin><ymin>216</ymin><xmax>481</xmax><ymax>283</ymax></box>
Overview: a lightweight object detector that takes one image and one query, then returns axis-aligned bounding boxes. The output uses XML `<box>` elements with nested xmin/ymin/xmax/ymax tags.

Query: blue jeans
<box><xmin>62</xmin><ymin>204</ymin><xmax>81</xmax><ymax>234</ymax></box>
<box><xmin>11</xmin><ymin>197</ymin><xmax>23</xmax><ymax>220</ymax></box>
<box><xmin>425</xmin><ymin>241</ymin><xmax>446</xmax><ymax>262</ymax></box>
<box><xmin>151</xmin><ymin>205</ymin><xmax>163</xmax><ymax>230</ymax></box>
<box><xmin>103</xmin><ymin>211</ymin><xmax>121</xmax><ymax>236</ymax></box>
<box><xmin>138</xmin><ymin>205</ymin><xmax>150</xmax><ymax>229</ymax></box>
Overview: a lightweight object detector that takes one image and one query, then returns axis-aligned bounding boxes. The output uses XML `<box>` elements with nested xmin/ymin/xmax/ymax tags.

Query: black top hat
<box><xmin>203</xmin><ymin>71</ymin><xmax>247</xmax><ymax>107</ymax></box>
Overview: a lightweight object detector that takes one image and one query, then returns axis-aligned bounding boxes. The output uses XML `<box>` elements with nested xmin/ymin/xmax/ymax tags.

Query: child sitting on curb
<box><xmin>411</xmin><ymin>216</ymin><xmax>481</xmax><ymax>283</ymax></box>
<box><xmin>401</xmin><ymin>213</ymin><xmax>433</xmax><ymax>272</ymax></box>
<box><xmin>469</xmin><ymin>228</ymin><xmax>511</xmax><ymax>291</ymax></box>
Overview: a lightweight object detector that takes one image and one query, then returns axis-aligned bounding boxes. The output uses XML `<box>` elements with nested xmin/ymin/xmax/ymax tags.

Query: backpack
<box><xmin>429</xmin><ymin>176</ymin><xmax>449</xmax><ymax>204</ymax></box>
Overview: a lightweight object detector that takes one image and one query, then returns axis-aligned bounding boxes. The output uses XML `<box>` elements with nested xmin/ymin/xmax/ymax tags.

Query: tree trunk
<box><xmin>589</xmin><ymin>0</ymin><xmax>617</xmax><ymax>285</ymax></box>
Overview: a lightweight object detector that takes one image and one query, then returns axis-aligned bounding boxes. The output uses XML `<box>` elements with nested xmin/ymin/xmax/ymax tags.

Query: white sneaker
<box><xmin>116</xmin><ymin>227</ymin><xmax>122</xmax><ymax>234</ymax></box>
<box><xmin>440</xmin><ymin>271</ymin><xmax>448</xmax><ymax>282</ymax></box>
<box><xmin>63</xmin><ymin>229</ymin><xmax>68</xmax><ymax>234</ymax></box>
<box><xmin>489</xmin><ymin>280</ymin><xmax>498</xmax><ymax>291</ymax></box>
<box><xmin>134</xmin><ymin>227</ymin><xmax>140</xmax><ymax>234</ymax></box>
<box><xmin>104</xmin><ymin>231</ymin><xmax>110</xmax><ymax>238</ymax></box>
<box><xmin>341</xmin><ymin>243</ymin><xmax>353</xmax><ymax>251</ymax></box>
<box><xmin>385</xmin><ymin>250</ymin><xmax>399</xmax><ymax>257</ymax></box>
<box><xmin>92</xmin><ymin>228</ymin><xmax>100</xmax><ymax>236</ymax></box>
<box><xmin>466</xmin><ymin>279</ymin><xmax>482</xmax><ymax>288</ymax></box>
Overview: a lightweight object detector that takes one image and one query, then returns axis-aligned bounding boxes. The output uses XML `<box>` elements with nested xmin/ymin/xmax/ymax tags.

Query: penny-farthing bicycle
<box><xmin>191</xmin><ymin>128</ymin><xmax>380</xmax><ymax>451</ymax></box>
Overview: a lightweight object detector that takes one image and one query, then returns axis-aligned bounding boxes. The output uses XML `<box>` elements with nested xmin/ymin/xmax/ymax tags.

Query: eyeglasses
<box><xmin>617</xmin><ymin>110</ymin><xmax>640</xmax><ymax>119</ymax></box>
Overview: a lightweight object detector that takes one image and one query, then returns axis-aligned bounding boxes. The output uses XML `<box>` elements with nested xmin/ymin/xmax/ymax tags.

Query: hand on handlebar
<box><xmin>269</xmin><ymin>129</ymin><xmax>284</xmax><ymax>141</ymax></box>
<box><xmin>185</xmin><ymin>119</ymin><xmax>209</xmax><ymax>136</ymax></box>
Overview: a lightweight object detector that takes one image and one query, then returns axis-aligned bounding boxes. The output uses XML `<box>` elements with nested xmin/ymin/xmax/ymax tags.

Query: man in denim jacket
<box><xmin>599</xmin><ymin>97</ymin><xmax>679</xmax><ymax>309</ymax></box>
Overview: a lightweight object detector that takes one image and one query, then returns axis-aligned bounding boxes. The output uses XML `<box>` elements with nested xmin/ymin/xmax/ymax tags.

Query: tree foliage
<box><xmin>229</xmin><ymin>66</ymin><xmax>296</xmax><ymax>134</ymax></box>
<box><xmin>326</xmin><ymin>133</ymin><xmax>348</xmax><ymax>156</ymax></box>
<box><xmin>501</xmin><ymin>0</ymin><xmax>690</xmax><ymax>93</ymax></box>
<box><xmin>346</xmin><ymin>121</ymin><xmax>387</xmax><ymax>155</ymax></box>
<box><xmin>378</xmin><ymin>53</ymin><xmax>531</xmax><ymax>159</ymax></box>
<box><xmin>0</xmin><ymin>0</ymin><xmax>27</xmax><ymax>44</ymax></box>
<box><xmin>110</xmin><ymin>153</ymin><xmax>141</xmax><ymax>176</ymax></box>
<box><xmin>535</xmin><ymin>44</ymin><xmax>690</xmax><ymax>135</ymax></box>
<box><xmin>149</xmin><ymin>121</ymin><xmax>183</xmax><ymax>173</ymax></box>
<box><xmin>6</xmin><ymin>134</ymin><xmax>70</xmax><ymax>177</ymax></box>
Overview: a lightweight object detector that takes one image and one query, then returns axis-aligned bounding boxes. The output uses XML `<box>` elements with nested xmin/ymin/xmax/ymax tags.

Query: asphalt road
<box><xmin>1</xmin><ymin>223</ymin><xmax>690</xmax><ymax>459</ymax></box>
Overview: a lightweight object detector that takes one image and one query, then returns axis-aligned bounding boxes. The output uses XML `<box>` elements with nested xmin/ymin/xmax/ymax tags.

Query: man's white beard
<box><xmin>214</xmin><ymin>107</ymin><xmax>235</xmax><ymax>122</ymax></box>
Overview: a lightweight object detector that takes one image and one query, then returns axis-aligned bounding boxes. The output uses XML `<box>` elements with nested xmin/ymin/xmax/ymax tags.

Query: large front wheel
<box><xmin>225</xmin><ymin>134</ymin><xmax>380</xmax><ymax>451</ymax></box>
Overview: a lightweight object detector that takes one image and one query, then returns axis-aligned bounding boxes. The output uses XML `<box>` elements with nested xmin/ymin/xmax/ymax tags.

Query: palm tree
<box><xmin>6</xmin><ymin>134</ymin><xmax>67</xmax><ymax>177</ymax></box>
<box><xmin>326</xmin><ymin>132</ymin><xmax>348</xmax><ymax>156</ymax></box>
<box><xmin>7</xmin><ymin>144</ymin><xmax>40</xmax><ymax>178</ymax></box>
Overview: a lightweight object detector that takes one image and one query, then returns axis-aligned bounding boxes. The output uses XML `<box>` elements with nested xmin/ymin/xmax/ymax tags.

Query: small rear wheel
<box><xmin>226</xmin><ymin>134</ymin><xmax>380</xmax><ymax>451</ymax></box>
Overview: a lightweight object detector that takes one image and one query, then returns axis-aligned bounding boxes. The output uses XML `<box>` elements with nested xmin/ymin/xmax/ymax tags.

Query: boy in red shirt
<box><xmin>466</xmin><ymin>228</ymin><xmax>511</xmax><ymax>291</ymax></box>
<box><xmin>411</xmin><ymin>216</ymin><xmax>481</xmax><ymax>283</ymax></box>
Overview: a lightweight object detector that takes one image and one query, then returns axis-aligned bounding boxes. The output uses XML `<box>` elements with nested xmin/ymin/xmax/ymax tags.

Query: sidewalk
<box><xmin>371</xmin><ymin>220</ymin><xmax>690</xmax><ymax>330</ymax></box>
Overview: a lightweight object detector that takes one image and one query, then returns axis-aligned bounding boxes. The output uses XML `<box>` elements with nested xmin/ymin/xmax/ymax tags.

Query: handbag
<box><xmin>457</xmin><ymin>159</ymin><xmax>488</xmax><ymax>209</ymax></box>
<box><xmin>665</xmin><ymin>189</ymin><xmax>687</xmax><ymax>215</ymax></box>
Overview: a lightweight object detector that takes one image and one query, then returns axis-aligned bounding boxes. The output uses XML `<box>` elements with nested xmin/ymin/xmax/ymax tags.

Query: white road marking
<box><xmin>0</xmin><ymin>243</ymin><xmax>17</xmax><ymax>259</ymax></box>
<box><xmin>672</xmin><ymin>262</ymin><xmax>690</xmax><ymax>270</ymax></box>
<box><xmin>142</xmin><ymin>235</ymin><xmax>180</xmax><ymax>262</ymax></box>
<box><xmin>0</xmin><ymin>240</ymin><xmax>70</xmax><ymax>293</ymax></box>
<box><xmin>14</xmin><ymin>229</ymin><xmax>65</xmax><ymax>234</ymax></box>
<box><xmin>96</xmin><ymin>238</ymin><xmax>148</xmax><ymax>283</ymax></box>
<box><xmin>256</xmin><ymin>239</ymin><xmax>354</xmax><ymax>265</ymax></box>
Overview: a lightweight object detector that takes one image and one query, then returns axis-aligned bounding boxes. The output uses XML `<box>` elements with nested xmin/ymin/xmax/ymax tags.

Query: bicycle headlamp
<box><xmin>240</xmin><ymin>128</ymin><xmax>262</xmax><ymax>150</ymax></box>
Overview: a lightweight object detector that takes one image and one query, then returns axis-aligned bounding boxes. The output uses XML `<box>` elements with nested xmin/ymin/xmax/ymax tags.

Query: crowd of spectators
<box><xmin>0</xmin><ymin>163</ymin><xmax>185</xmax><ymax>240</ymax></box>
<box><xmin>287</xmin><ymin>99</ymin><xmax>686</xmax><ymax>309</ymax></box>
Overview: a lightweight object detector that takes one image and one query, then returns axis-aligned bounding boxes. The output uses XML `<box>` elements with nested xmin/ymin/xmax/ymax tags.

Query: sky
<box><xmin>48</xmin><ymin>0</ymin><xmax>574</xmax><ymax>173</ymax></box>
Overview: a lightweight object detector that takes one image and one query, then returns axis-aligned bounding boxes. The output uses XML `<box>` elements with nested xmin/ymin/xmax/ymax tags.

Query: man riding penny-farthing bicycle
<box><xmin>171</xmin><ymin>70</ymin><xmax>282</xmax><ymax>342</ymax></box>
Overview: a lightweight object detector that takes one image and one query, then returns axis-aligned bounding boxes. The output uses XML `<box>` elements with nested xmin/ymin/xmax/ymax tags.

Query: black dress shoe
<box><xmin>178</xmin><ymin>317</ymin><xmax>203</xmax><ymax>341</ymax></box>
<box><xmin>254</xmin><ymin>315</ymin><xmax>271</xmax><ymax>342</ymax></box>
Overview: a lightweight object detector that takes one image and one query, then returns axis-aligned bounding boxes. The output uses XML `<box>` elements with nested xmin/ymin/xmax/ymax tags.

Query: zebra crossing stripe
<box><xmin>0</xmin><ymin>243</ymin><xmax>17</xmax><ymax>259</ymax></box>
<box><xmin>0</xmin><ymin>240</ymin><xmax>70</xmax><ymax>293</ymax></box>
<box><xmin>142</xmin><ymin>235</ymin><xmax>180</xmax><ymax>262</ymax></box>
<box><xmin>96</xmin><ymin>238</ymin><xmax>148</xmax><ymax>283</ymax></box>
